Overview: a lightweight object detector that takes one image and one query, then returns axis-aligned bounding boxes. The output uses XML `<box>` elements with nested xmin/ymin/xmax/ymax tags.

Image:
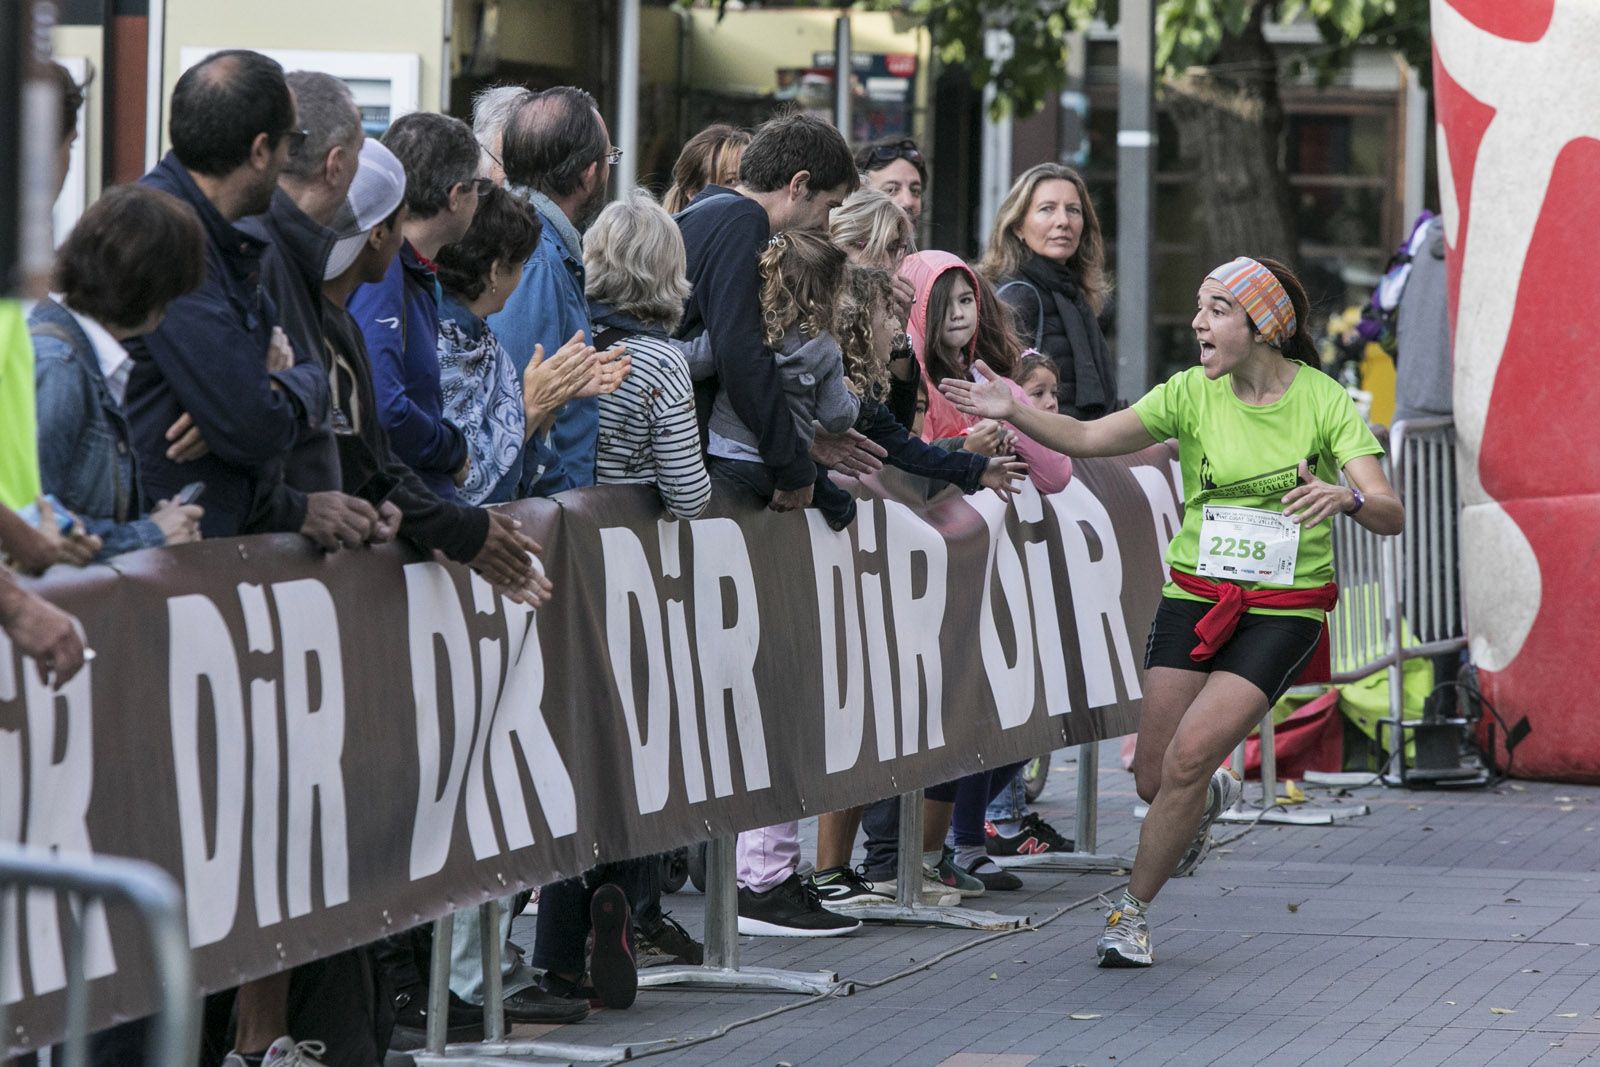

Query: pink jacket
<box><xmin>899</xmin><ymin>251</ymin><xmax>1072</xmax><ymax>492</ymax></box>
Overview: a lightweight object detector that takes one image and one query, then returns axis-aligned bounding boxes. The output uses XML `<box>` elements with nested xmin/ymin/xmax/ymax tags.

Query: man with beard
<box><xmin>487</xmin><ymin>86</ymin><xmax>620</xmax><ymax>493</ymax></box>
<box><xmin>127</xmin><ymin>49</ymin><xmax>379</xmax><ymax>546</ymax></box>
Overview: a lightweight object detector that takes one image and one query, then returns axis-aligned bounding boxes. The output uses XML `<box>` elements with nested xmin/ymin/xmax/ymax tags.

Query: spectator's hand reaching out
<box><xmin>768</xmin><ymin>484</ymin><xmax>814</xmax><ymax>512</ymax></box>
<box><xmin>961</xmin><ymin>419</ymin><xmax>1015</xmax><ymax>457</ymax></box>
<box><xmin>523</xmin><ymin>333</ymin><xmax>598</xmax><ymax>430</ymax></box>
<box><xmin>369</xmin><ymin>501</ymin><xmax>402</xmax><ymax>544</ymax></box>
<box><xmin>890</xmin><ymin>273</ymin><xmax>917</xmax><ymax>324</ymax></box>
<box><xmin>471</xmin><ymin>510</ymin><xmax>553</xmax><ymax>607</ymax></box>
<box><xmin>300</xmin><ymin>491</ymin><xmax>380</xmax><ymax>551</ymax></box>
<box><xmin>577</xmin><ymin>344</ymin><xmax>631</xmax><ymax>399</ymax></box>
<box><xmin>0</xmin><ymin>582</ymin><xmax>86</xmax><ymax>689</ymax></box>
<box><xmin>980</xmin><ymin>455</ymin><xmax>1029</xmax><ymax>501</ymax></box>
<box><xmin>165</xmin><ymin>411</ymin><xmax>209</xmax><ymax>462</ymax></box>
<box><xmin>150</xmin><ymin>499</ymin><xmax>204</xmax><ymax>544</ymax></box>
<box><xmin>811</xmin><ymin>427</ymin><xmax>887</xmax><ymax>477</ymax></box>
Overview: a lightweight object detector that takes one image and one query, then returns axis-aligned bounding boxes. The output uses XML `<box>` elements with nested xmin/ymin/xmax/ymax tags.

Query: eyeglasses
<box><xmin>282</xmin><ymin>128</ymin><xmax>309</xmax><ymax>158</ymax></box>
<box><xmin>461</xmin><ymin>176</ymin><xmax>496</xmax><ymax>197</ymax></box>
<box><xmin>605</xmin><ymin>145</ymin><xmax>624</xmax><ymax>165</ymax></box>
<box><xmin>867</xmin><ymin>139</ymin><xmax>924</xmax><ymax>167</ymax></box>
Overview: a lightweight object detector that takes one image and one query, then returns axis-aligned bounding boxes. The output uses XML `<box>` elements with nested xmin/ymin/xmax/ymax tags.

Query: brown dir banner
<box><xmin>0</xmin><ymin>446</ymin><xmax>1179</xmax><ymax>1053</ymax></box>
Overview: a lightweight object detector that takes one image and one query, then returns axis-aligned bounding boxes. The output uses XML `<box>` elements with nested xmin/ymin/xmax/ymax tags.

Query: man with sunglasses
<box><xmin>129</xmin><ymin>50</ymin><xmax>378</xmax><ymax>548</ymax></box>
<box><xmin>855</xmin><ymin>136</ymin><xmax>926</xmax><ymax>229</ymax></box>
<box><xmin>347</xmin><ymin>111</ymin><xmax>487</xmax><ymax>501</ymax></box>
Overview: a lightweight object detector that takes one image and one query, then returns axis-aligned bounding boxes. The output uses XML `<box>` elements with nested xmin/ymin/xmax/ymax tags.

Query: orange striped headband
<box><xmin>1206</xmin><ymin>257</ymin><xmax>1296</xmax><ymax>349</ymax></box>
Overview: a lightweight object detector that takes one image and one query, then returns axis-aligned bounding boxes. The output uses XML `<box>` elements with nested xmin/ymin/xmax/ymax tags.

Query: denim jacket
<box><xmin>28</xmin><ymin>297</ymin><xmax>165</xmax><ymax>557</ymax></box>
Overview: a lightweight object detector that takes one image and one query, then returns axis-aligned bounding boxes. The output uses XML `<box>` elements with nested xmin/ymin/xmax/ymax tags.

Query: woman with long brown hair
<box><xmin>943</xmin><ymin>255</ymin><xmax>1403</xmax><ymax>967</ymax></box>
<box><xmin>979</xmin><ymin>163</ymin><xmax>1120</xmax><ymax>420</ymax></box>
<box><xmin>662</xmin><ymin>124</ymin><xmax>752</xmax><ymax>213</ymax></box>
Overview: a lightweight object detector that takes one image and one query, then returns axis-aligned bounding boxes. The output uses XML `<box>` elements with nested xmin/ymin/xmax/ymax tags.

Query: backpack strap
<box><xmin>996</xmin><ymin>279</ymin><xmax>1046</xmax><ymax>350</ymax></box>
<box><xmin>592</xmin><ymin>325</ymin><xmax>630</xmax><ymax>351</ymax></box>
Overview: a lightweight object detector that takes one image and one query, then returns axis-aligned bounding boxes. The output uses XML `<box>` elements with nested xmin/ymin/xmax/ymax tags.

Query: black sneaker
<box><xmin>636</xmin><ymin>911</ymin><xmax>704</xmax><ymax>967</ymax></box>
<box><xmin>985</xmin><ymin>812</ymin><xmax>1074</xmax><ymax>863</ymax></box>
<box><xmin>587</xmin><ymin>883</ymin><xmax>637</xmax><ymax>1009</ymax></box>
<box><xmin>809</xmin><ymin>865</ymin><xmax>894</xmax><ymax>912</ymax></box>
<box><xmin>502</xmin><ymin>984</ymin><xmax>590</xmax><ymax>1024</ymax></box>
<box><xmin>737</xmin><ymin>872</ymin><xmax>861</xmax><ymax>937</ymax></box>
<box><xmin>389</xmin><ymin>986</ymin><xmax>483</xmax><ymax>1045</ymax></box>
<box><xmin>965</xmin><ymin>855</ymin><xmax>1023</xmax><ymax>891</ymax></box>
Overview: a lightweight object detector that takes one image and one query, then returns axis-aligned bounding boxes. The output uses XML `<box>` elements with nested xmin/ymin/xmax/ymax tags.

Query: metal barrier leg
<box><xmin>1215</xmin><ymin>713</ymin><xmax>1370</xmax><ymax>826</ymax></box>
<box><xmin>846</xmin><ymin>790</ymin><xmax>1025</xmax><ymax>931</ymax></box>
<box><xmin>412</xmin><ymin>900</ymin><xmax>631</xmax><ymax>1065</ymax></box>
<box><xmin>989</xmin><ymin>745</ymin><xmax>1134</xmax><ymax>874</ymax></box>
<box><xmin>636</xmin><ymin>835</ymin><xmax>842</xmax><ymax>994</ymax></box>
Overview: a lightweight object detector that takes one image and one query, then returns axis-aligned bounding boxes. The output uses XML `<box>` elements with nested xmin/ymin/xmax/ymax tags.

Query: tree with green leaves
<box><xmin>855</xmin><ymin>0</ymin><xmax>1430</xmax><ymax>263</ymax></box>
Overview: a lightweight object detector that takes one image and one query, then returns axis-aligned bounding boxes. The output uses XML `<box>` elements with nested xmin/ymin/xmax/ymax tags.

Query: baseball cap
<box><xmin>324</xmin><ymin>137</ymin><xmax>408</xmax><ymax>280</ymax></box>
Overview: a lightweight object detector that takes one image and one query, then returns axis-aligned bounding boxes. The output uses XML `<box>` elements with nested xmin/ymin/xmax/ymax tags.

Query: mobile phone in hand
<box><xmin>172</xmin><ymin>481</ymin><xmax>206</xmax><ymax>506</ymax></box>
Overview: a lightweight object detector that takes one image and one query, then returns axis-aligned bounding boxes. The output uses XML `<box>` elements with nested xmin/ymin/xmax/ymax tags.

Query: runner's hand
<box><xmin>1281</xmin><ymin>459</ymin><xmax>1352</xmax><ymax>529</ymax></box>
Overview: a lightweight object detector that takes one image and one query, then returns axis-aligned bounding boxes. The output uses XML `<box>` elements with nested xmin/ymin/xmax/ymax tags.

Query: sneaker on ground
<box><xmin>1172</xmin><ymin>767</ymin><xmax>1244</xmax><ymax>877</ymax></box>
<box><xmin>504</xmin><ymin>983</ymin><xmax>591</xmax><ymax>1023</ymax></box>
<box><xmin>936</xmin><ymin>849</ymin><xmax>986</xmax><ymax>898</ymax></box>
<box><xmin>964</xmin><ymin>855</ymin><xmax>1023</xmax><ymax>891</ymax></box>
<box><xmin>1096</xmin><ymin>906</ymin><xmax>1154</xmax><ymax>968</ymax></box>
<box><xmin>636</xmin><ymin>911</ymin><xmax>703</xmax><ymax>967</ymax></box>
<box><xmin>874</xmin><ymin>866</ymin><xmax>961</xmax><ymax>907</ymax></box>
<box><xmin>737</xmin><ymin>872</ymin><xmax>862</xmax><ymax>936</ymax></box>
<box><xmin>222</xmin><ymin>1037</ymin><xmax>327</xmax><ymax>1067</ymax></box>
<box><xmin>810</xmin><ymin>865</ymin><xmax>894</xmax><ymax>911</ymax></box>
<box><xmin>985</xmin><ymin>812</ymin><xmax>1074</xmax><ymax>864</ymax></box>
<box><xmin>588</xmin><ymin>882</ymin><xmax>638</xmax><ymax>1009</ymax></box>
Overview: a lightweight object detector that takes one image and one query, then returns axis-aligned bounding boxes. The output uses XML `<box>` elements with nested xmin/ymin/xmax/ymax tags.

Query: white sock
<box><xmin>1118</xmin><ymin>890</ymin><xmax>1150</xmax><ymax>918</ymax></box>
<box><xmin>921</xmin><ymin>848</ymin><xmax>943</xmax><ymax>870</ymax></box>
<box><xmin>991</xmin><ymin>818</ymin><xmax>1024</xmax><ymax>836</ymax></box>
<box><xmin>954</xmin><ymin>844</ymin><xmax>986</xmax><ymax>870</ymax></box>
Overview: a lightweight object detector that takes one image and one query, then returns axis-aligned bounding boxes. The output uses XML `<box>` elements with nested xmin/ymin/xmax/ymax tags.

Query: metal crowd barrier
<box><xmin>1324</xmin><ymin>416</ymin><xmax>1466</xmax><ymax>783</ymax></box>
<box><xmin>0</xmin><ymin>847</ymin><xmax>197</xmax><ymax>1067</ymax></box>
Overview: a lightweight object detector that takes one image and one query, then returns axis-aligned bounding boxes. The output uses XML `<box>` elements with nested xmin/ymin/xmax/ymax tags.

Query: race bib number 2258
<box><xmin>1196</xmin><ymin>505</ymin><xmax>1299</xmax><ymax>586</ymax></box>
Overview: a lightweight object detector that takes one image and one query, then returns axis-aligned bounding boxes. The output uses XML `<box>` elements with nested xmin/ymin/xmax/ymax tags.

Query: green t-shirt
<box><xmin>1132</xmin><ymin>361</ymin><xmax>1383</xmax><ymax>619</ymax></box>
<box><xmin>0</xmin><ymin>300</ymin><xmax>42</xmax><ymax>511</ymax></box>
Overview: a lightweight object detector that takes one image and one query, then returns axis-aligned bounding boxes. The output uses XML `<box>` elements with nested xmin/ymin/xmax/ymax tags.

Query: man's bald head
<box><xmin>170</xmin><ymin>49</ymin><xmax>295</xmax><ymax>178</ymax></box>
<box><xmin>501</xmin><ymin>86</ymin><xmax>608</xmax><ymax>199</ymax></box>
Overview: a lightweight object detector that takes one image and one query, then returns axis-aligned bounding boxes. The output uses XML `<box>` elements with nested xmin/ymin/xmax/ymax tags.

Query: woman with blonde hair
<box><xmin>979</xmin><ymin>163</ymin><xmax>1121</xmax><ymax>420</ymax></box>
<box><xmin>662</xmin><ymin>124</ymin><xmax>752</xmax><ymax>213</ymax></box>
<box><xmin>829</xmin><ymin>187</ymin><xmax>920</xmax><ymax>427</ymax></box>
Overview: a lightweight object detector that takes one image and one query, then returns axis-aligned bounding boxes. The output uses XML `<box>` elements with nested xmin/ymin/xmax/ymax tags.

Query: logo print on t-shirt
<box><xmin>1193</xmin><ymin>453</ymin><xmax>1320</xmax><ymax>505</ymax></box>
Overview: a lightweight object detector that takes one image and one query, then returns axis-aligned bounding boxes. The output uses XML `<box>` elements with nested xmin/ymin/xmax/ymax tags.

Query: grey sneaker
<box><xmin>1096</xmin><ymin>906</ymin><xmax>1154</xmax><ymax>967</ymax></box>
<box><xmin>876</xmin><ymin>866</ymin><xmax>961</xmax><ymax>907</ymax></box>
<box><xmin>1173</xmin><ymin>768</ymin><xmax>1243</xmax><ymax>877</ymax></box>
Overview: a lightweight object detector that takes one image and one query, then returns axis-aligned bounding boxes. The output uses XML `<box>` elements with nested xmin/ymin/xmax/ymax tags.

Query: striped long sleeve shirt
<box><xmin>593</xmin><ymin>322</ymin><xmax>712</xmax><ymax>520</ymax></box>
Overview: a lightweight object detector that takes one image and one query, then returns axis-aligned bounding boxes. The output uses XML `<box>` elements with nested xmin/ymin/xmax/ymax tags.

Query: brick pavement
<box><xmin>431</xmin><ymin>742</ymin><xmax>1600</xmax><ymax>1067</ymax></box>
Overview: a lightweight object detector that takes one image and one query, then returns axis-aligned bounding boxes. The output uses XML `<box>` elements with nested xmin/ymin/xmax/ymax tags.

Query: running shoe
<box><xmin>965</xmin><ymin>855</ymin><xmax>1023</xmax><ymax>891</ymax></box>
<box><xmin>1096</xmin><ymin>905</ymin><xmax>1154</xmax><ymax>968</ymax></box>
<box><xmin>874</xmin><ymin>865</ymin><xmax>961</xmax><ymax>907</ymax></box>
<box><xmin>636</xmin><ymin>911</ymin><xmax>703</xmax><ymax>967</ymax></box>
<box><xmin>587</xmin><ymin>882</ymin><xmax>638</xmax><ymax>1009</ymax></box>
<box><xmin>935</xmin><ymin>848</ymin><xmax>986</xmax><ymax>898</ymax></box>
<box><xmin>1172</xmin><ymin>767</ymin><xmax>1244</xmax><ymax>877</ymax></box>
<box><xmin>222</xmin><ymin>1038</ymin><xmax>327</xmax><ymax>1067</ymax></box>
<box><xmin>809</xmin><ymin>865</ymin><xmax>894</xmax><ymax>912</ymax></box>
<box><xmin>986</xmin><ymin>812</ymin><xmax>1074</xmax><ymax>864</ymax></box>
<box><xmin>737</xmin><ymin>872</ymin><xmax>862</xmax><ymax>936</ymax></box>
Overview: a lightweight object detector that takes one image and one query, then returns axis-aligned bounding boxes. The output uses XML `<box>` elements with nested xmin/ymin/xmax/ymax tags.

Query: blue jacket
<box><xmin>487</xmin><ymin>195</ymin><xmax>597</xmax><ymax>488</ymax></box>
<box><xmin>348</xmin><ymin>241</ymin><xmax>468</xmax><ymax>501</ymax></box>
<box><xmin>126</xmin><ymin>153</ymin><xmax>330</xmax><ymax>537</ymax></box>
<box><xmin>28</xmin><ymin>298</ymin><xmax>165</xmax><ymax>557</ymax></box>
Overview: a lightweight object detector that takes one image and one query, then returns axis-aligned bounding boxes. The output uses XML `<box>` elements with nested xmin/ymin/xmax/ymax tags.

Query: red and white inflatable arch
<box><xmin>1434</xmin><ymin>0</ymin><xmax>1600</xmax><ymax>780</ymax></box>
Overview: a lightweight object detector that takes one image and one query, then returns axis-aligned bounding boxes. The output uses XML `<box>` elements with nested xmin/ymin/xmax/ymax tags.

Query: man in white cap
<box><xmin>323</xmin><ymin>138</ymin><xmax>552</xmax><ymax>608</ymax></box>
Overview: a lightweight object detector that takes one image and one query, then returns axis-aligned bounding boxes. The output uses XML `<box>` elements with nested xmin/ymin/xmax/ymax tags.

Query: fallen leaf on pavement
<box><xmin>1509</xmin><ymin>783</ymin><xmax>1527</xmax><ymax>791</ymax></box>
<box><xmin>989</xmin><ymin>972</ymin><xmax>998</xmax><ymax>981</ymax></box>
<box><xmin>1490</xmin><ymin>1007</ymin><xmax>1516</xmax><ymax>1015</ymax></box>
<box><xmin>1287</xmin><ymin>902</ymin><xmax>1300</xmax><ymax>913</ymax></box>
<box><xmin>1069</xmin><ymin>1013</ymin><xmax>1102</xmax><ymax>1021</ymax></box>
<box><xmin>1560</xmin><ymin>805</ymin><xmax>1575</xmax><ymax>813</ymax></box>
<box><xmin>1556</xmin><ymin>1013</ymin><xmax>1578</xmax><ymax>1018</ymax></box>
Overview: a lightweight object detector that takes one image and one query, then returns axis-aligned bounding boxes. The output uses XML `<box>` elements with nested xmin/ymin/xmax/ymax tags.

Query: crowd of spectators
<box><xmin>1</xmin><ymin>51</ymin><xmax>1122</xmax><ymax>1067</ymax></box>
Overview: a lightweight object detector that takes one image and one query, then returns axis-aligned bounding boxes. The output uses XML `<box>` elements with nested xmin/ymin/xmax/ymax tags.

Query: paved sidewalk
<box><xmin>480</xmin><ymin>742</ymin><xmax>1600</xmax><ymax>1066</ymax></box>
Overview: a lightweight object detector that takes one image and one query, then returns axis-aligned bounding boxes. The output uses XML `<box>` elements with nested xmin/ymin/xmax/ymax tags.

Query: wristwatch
<box><xmin>889</xmin><ymin>330</ymin><xmax>913</xmax><ymax>360</ymax></box>
<box><xmin>1345</xmin><ymin>486</ymin><xmax>1365</xmax><ymax>515</ymax></box>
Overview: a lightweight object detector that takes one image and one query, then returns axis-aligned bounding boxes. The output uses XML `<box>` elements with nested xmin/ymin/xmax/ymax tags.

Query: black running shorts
<box><xmin>1143</xmin><ymin>596</ymin><xmax>1324</xmax><ymax>705</ymax></box>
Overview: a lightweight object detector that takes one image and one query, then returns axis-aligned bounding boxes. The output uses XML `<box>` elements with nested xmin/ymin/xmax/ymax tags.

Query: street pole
<box><xmin>832</xmin><ymin>13</ymin><xmax>851</xmax><ymax>136</ymax></box>
<box><xmin>1116</xmin><ymin>0</ymin><xmax>1155</xmax><ymax>401</ymax></box>
<box><xmin>616</xmin><ymin>0</ymin><xmax>640</xmax><ymax>196</ymax></box>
